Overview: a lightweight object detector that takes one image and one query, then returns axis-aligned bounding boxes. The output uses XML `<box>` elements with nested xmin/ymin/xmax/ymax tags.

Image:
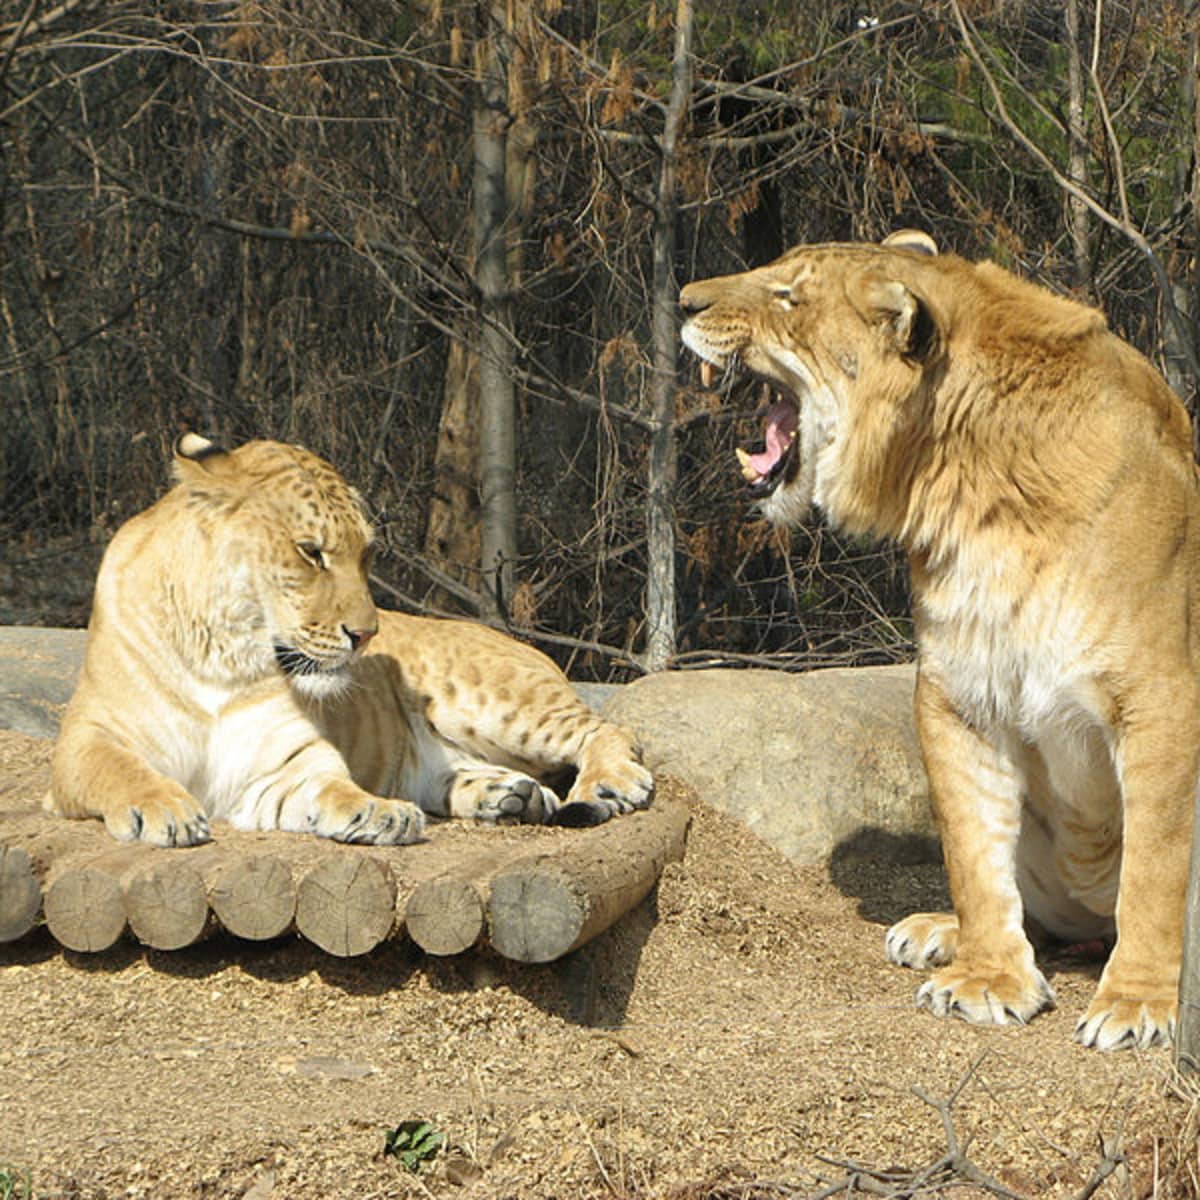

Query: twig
<box><xmin>0</xmin><ymin>0</ymin><xmax>38</xmax><ymax>85</ymax></box>
<box><xmin>1071</xmin><ymin>1123</ymin><xmax>1127</xmax><ymax>1200</ymax></box>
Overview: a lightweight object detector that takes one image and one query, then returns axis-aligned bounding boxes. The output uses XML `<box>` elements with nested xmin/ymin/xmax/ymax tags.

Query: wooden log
<box><xmin>295</xmin><ymin>852</ymin><xmax>397</xmax><ymax>956</ymax></box>
<box><xmin>0</xmin><ymin>845</ymin><xmax>41</xmax><ymax>942</ymax></box>
<box><xmin>42</xmin><ymin>843</ymin><xmax>164</xmax><ymax>953</ymax></box>
<box><xmin>488</xmin><ymin>795</ymin><xmax>690</xmax><ymax>963</ymax></box>
<box><xmin>123</xmin><ymin>858</ymin><xmax>212</xmax><ymax>950</ymax></box>
<box><xmin>3</xmin><ymin>807</ymin><xmax>141</xmax><ymax>952</ymax></box>
<box><xmin>208</xmin><ymin>853</ymin><xmax>296</xmax><ymax>941</ymax></box>
<box><xmin>402</xmin><ymin>844</ymin><xmax>518</xmax><ymax>957</ymax></box>
<box><xmin>44</xmin><ymin>865</ymin><xmax>126</xmax><ymax>952</ymax></box>
<box><xmin>405</xmin><ymin>876</ymin><xmax>486</xmax><ymax>956</ymax></box>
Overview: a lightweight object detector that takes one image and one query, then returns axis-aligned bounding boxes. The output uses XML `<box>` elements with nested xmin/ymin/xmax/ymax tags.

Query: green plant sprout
<box><xmin>0</xmin><ymin>1163</ymin><xmax>31</xmax><ymax>1200</ymax></box>
<box><xmin>383</xmin><ymin>1120</ymin><xmax>446</xmax><ymax>1173</ymax></box>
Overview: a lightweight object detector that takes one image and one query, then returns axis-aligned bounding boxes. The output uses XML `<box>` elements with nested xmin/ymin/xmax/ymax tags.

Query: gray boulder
<box><xmin>0</xmin><ymin>626</ymin><xmax>86</xmax><ymax>739</ymax></box>
<box><xmin>602</xmin><ymin>664</ymin><xmax>936</xmax><ymax>865</ymax></box>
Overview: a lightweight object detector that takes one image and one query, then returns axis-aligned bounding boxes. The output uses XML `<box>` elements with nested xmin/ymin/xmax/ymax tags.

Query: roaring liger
<box><xmin>680</xmin><ymin>230</ymin><xmax>1199</xmax><ymax>1051</ymax></box>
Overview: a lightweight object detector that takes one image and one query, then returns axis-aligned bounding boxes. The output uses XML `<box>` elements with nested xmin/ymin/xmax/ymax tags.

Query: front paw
<box><xmin>567</xmin><ymin>760</ymin><xmax>654</xmax><ymax>820</ymax></box>
<box><xmin>315</xmin><ymin>788</ymin><xmax>425</xmax><ymax>845</ymax></box>
<box><xmin>916</xmin><ymin>958</ymin><xmax>1056</xmax><ymax>1026</ymax></box>
<box><xmin>1074</xmin><ymin>988</ymin><xmax>1176</xmax><ymax>1051</ymax></box>
<box><xmin>886</xmin><ymin>911</ymin><xmax>959</xmax><ymax>968</ymax></box>
<box><xmin>105</xmin><ymin>790</ymin><xmax>211</xmax><ymax>847</ymax></box>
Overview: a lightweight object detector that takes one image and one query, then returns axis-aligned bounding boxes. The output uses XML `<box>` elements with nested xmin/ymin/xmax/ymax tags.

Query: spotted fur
<box><xmin>50</xmin><ymin>436</ymin><xmax>652</xmax><ymax>848</ymax></box>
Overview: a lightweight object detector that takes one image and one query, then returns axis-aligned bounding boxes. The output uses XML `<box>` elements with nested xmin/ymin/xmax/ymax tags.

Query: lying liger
<box><xmin>50</xmin><ymin>435</ymin><xmax>651</xmax><ymax>847</ymax></box>
<box><xmin>680</xmin><ymin>230</ymin><xmax>1198</xmax><ymax>1051</ymax></box>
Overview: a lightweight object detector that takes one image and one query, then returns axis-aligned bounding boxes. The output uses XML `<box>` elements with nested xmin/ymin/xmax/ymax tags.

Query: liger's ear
<box><xmin>848</xmin><ymin>273</ymin><xmax>940</xmax><ymax>362</ymax></box>
<box><xmin>881</xmin><ymin>229</ymin><xmax>939</xmax><ymax>257</ymax></box>
<box><xmin>172</xmin><ymin>432</ymin><xmax>236</xmax><ymax>488</ymax></box>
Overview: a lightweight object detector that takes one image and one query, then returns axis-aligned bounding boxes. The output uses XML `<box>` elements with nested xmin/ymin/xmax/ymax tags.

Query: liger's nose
<box><xmin>678</xmin><ymin>283</ymin><xmax>709</xmax><ymax>315</ymax></box>
<box><xmin>344</xmin><ymin>626</ymin><xmax>376</xmax><ymax>652</ymax></box>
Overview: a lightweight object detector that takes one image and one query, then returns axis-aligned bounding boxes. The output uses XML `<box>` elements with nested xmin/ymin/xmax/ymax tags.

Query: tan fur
<box><xmin>50</xmin><ymin>437</ymin><xmax>652</xmax><ymax>849</ymax></box>
<box><xmin>680</xmin><ymin>233</ymin><xmax>1200</xmax><ymax>1050</ymax></box>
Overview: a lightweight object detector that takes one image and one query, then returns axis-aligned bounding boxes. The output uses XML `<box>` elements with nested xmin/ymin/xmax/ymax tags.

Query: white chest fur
<box><xmin>916</xmin><ymin>545</ymin><xmax>1123</xmax><ymax>931</ymax></box>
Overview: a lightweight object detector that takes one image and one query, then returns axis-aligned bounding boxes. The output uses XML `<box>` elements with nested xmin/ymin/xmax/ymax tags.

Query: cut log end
<box><xmin>405</xmin><ymin>876</ymin><xmax>486</xmax><ymax>956</ymax></box>
<box><xmin>124</xmin><ymin>861</ymin><xmax>210</xmax><ymax>950</ymax></box>
<box><xmin>489</xmin><ymin>867</ymin><xmax>585</xmax><ymax>963</ymax></box>
<box><xmin>44</xmin><ymin>866</ymin><xmax>126</xmax><ymax>953</ymax></box>
<box><xmin>296</xmin><ymin>852</ymin><xmax>397</xmax><ymax>957</ymax></box>
<box><xmin>209</xmin><ymin>854</ymin><xmax>296</xmax><ymax>941</ymax></box>
<box><xmin>0</xmin><ymin>845</ymin><xmax>41</xmax><ymax>943</ymax></box>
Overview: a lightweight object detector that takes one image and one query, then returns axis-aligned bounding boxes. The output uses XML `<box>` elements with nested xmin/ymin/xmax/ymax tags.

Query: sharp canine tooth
<box><xmin>734</xmin><ymin>446</ymin><xmax>759</xmax><ymax>481</ymax></box>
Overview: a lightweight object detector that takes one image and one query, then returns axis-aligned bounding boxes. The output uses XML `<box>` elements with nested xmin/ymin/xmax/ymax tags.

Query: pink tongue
<box><xmin>745</xmin><ymin>402</ymin><xmax>797</xmax><ymax>476</ymax></box>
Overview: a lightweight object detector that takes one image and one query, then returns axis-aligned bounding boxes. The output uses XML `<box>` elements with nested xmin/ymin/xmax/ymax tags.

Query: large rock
<box><xmin>0</xmin><ymin>626</ymin><xmax>86</xmax><ymax>739</ymax></box>
<box><xmin>602</xmin><ymin>665</ymin><xmax>936</xmax><ymax>865</ymax></box>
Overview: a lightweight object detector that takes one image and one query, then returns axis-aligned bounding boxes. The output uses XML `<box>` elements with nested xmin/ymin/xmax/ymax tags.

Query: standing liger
<box><xmin>50</xmin><ymin>434</ymin><xmax>652</xmax><ymax>847</ymax></box>
<box><xmin>680</xmin><ymin>230</ymin><xmax>1199</xmax><ymax>1051</ymax></box>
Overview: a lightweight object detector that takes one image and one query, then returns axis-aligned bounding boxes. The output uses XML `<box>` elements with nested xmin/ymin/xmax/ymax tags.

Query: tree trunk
<box><xmin>1165</xmin><ymin>22</ymin><xmax>1199</xmax><ymax>411</ymax></box>
<box><xmin>190</xmin><ymin>70</ymin><xmax>238</xmax><ymax>434</ymax></box>
<box><xmin>1177</xmin><ymin>23</ymin><xmax>1200</xmax><ymax>1073</ymax></box>
<box><xmin>644</xmin><ymin>0</ymin><xmax>693</xmax><ymax>672</ymax></box>
<box><xmin>474</xmin><ymin>0</ymin><xmax>517</xmax><ymax>621</ymax></box>
<box><xmin>1064</xmin><ymin>0</ymin><xmax>1090</xmax><ymax>293</ymax></box>
<box><xmin>425</xmin><ymin>6</ymin><xmax>538</xmax><ymax>615</ymax></box>
<box><xmin>424</xmin><ymin>340</ymin><xmax>482</xmax><ymax>601</ymax></box>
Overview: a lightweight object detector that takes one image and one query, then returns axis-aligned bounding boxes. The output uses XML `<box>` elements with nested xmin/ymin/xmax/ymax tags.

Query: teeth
<box><xmin>735</xmin><ymin>446</ymin><xmax>760</xmax><ymax>482</ymax></box>
<box><xmin>700</xmin><ymin>361</ymin><xmax>716</xmax><ymax>389</ymax></box>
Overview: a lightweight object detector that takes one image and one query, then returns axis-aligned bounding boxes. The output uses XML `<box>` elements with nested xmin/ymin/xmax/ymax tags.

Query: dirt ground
<box><xmin>1</xmin><ymin>730</ymin><xmax>1198</xmax><ymax>1200</ymax></box>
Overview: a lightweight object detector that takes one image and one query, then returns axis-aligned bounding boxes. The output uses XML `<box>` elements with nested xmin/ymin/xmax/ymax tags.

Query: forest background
<box><xmin>1</xmin><ymin>0</ymin><xmax>1198</xmax><ymax>682</ymax></box>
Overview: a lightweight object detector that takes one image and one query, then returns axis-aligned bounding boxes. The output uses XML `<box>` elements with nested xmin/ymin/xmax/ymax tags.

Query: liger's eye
<box><xmin>297</xmin><ymin>541</ymin><xmax>326</xmax><ymax>569</ymax></box>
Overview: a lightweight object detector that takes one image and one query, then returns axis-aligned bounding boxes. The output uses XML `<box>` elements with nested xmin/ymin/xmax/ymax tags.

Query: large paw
<box><xmin>312</xmin><ymin>786</ymin><xmax>426</xmax><ymax>845</ymax></box>
<box><xmin>885</xmin><ymin>911</ymin><xmax>959</xmax><ymax>968</ymax></box>
<box><xmin>105</xmin><ymin>789</ymin><xmax>211</xmax><ymax>847</ymax></box>
<box><xmin>448</xmin><ymin>769</ymin><xmax>561</xmax><ymax>825</ymax></box>
<box><xmin>916</xmin><ymin>959</ymin><xmax>1056</xmax><ymax>1026</ymax></box>
<box><xmin>1074</xmin><ymin>988</ymin><xmax>1176</xmax><ymax>1051</ymax></box>
<box><xmin>566</xmin><ymin>758</ymin><xmax>654</xmax><ymax>822</ymax></box>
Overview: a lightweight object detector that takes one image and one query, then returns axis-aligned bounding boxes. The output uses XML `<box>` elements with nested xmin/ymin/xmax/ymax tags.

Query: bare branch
<box><xmin>948</xmin><ymin>0</ymin><xmax>1200</xmax><ymax>390</ymax></box>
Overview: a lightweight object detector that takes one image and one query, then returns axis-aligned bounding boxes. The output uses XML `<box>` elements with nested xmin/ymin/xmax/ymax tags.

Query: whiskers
<box><xmin>273</xmin><ymin>644</ymin><xmax>326</xmax><ymax>678</ymax></box>
<box><xmin>273</xmin><ymin>640</ymin><xmax>375</xmax><ymax>706</ymax></box>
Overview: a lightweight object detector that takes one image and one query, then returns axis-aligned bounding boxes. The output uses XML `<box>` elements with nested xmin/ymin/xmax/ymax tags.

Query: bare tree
<box><xmin>643</xmin><ymin>0</ymin><xmax>693</xmax><ymax>672</ymax></box>
<box><xmin>1064</xmin><ymin>0</ymin><xmax>1091</xmax><ymax>293</ymax></box>
<box><xmin>474</xmin><ymin>0</ymin><xmax>518</xmax><ymax>620</ymax></box>
<box><xmin>948</xmin><ymin>0</ymin><xmax>1200</xmax><ymax>399</ymax></box>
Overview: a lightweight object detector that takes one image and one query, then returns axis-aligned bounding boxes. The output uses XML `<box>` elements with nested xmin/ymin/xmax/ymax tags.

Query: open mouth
<box><xmin>737</xmin><ymin>393</ymin><xmax>799</xmax><ymax>496</ymax></box>
<box><xmin>698</xmin><ymin>361</ymin><xmax>800</xmax><ymax>498</ymax></box>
